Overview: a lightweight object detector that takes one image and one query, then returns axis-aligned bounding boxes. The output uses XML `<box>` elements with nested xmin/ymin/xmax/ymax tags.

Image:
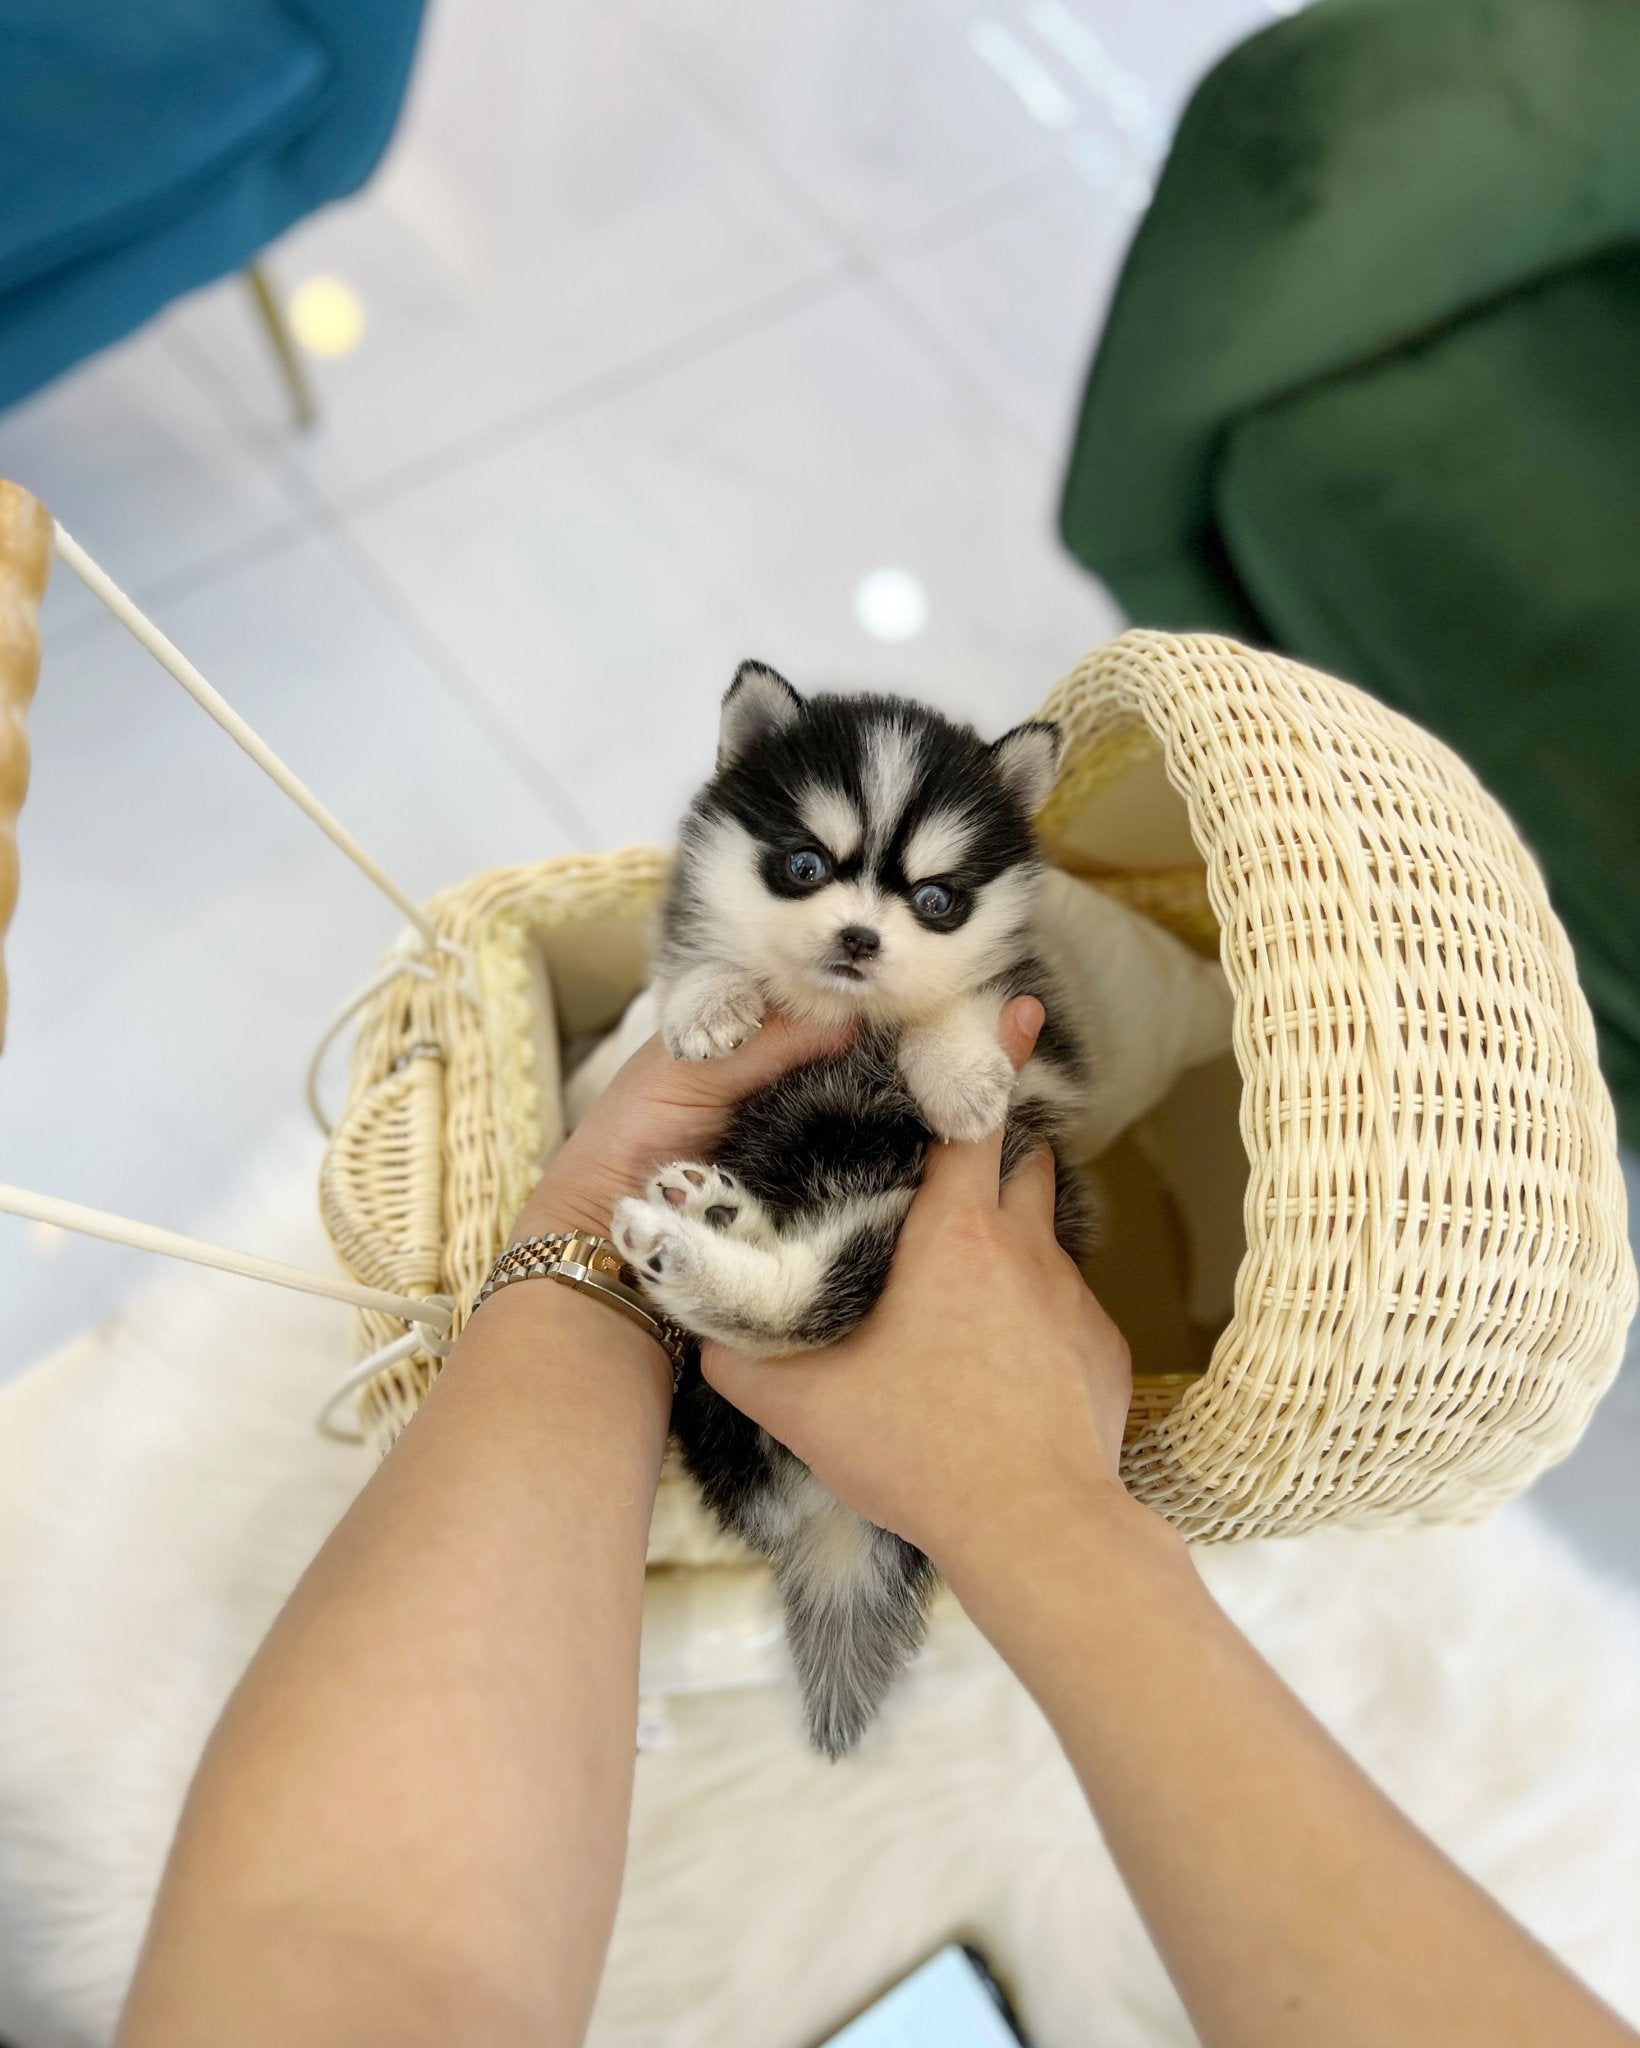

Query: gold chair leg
<box><xmin>244</xmin><ymin>262</ymin><xmax>317</xmax><ymax>431</ymax></box>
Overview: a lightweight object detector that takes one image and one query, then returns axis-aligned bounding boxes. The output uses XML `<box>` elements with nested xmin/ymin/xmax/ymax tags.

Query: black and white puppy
<box><xmin>614</xmin><ymin>662</ymin><xmax>1089</xmax><ymax>1757</ymax></box>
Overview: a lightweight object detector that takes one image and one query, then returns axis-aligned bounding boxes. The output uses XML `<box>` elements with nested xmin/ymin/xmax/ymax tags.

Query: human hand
<box><xmin>701</xmin><ymin>998</ymin><xmax>1135</xmax><ymax>1588</ymax></box>
<box><xmin>515</xmin><ymin>1012</ymin><xmax>848</xmax><ymax>1242</ymax></box>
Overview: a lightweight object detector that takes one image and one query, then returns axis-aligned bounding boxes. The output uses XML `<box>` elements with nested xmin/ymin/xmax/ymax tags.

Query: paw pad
<box><xmin>647</xmin><ymin>1161</ymin><xmax>745</xmax><ymax>1233</ymax></box>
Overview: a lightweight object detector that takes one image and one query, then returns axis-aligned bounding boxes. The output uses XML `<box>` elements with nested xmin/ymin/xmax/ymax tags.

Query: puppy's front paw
<box><xmin>910</xmin><ymin>1045</ymin><xmax>1014</xmax><ymax>1144</ymax></box>
<box><xmin>662</xmin><ymin>979</ymin><xmax>765</xmax><ymax>1061</ymax></box>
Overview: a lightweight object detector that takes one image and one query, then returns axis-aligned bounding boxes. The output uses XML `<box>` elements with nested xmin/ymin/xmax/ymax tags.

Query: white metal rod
<box><xmin>0</xmin><ymin>1182</ymin><xmax>453</xmax><ymax>1333</ymax></box>
<box><xmin>52</xmin><ymin>522</ymin><xmax>440</xmax><ymax>947</ymax></box>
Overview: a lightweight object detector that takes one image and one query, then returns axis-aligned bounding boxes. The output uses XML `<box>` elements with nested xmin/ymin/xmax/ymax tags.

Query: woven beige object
<box><xmin>324</xmin><ymin>850</ymin><xmax>669</xmax><ymax>1437</ymax></box>
<box><xmin>0</xmin><ymin>481</ymin><xmax>50</xmax><ymax>1052</ymax></box>
<box><xmin>321</xmin><ymin>630</ymin><xmax>1636</xmax><ymax>1542</ymax></box>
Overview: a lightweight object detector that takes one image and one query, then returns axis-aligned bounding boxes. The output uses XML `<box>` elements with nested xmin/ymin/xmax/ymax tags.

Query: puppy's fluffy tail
<box><xmin>776</xmin><ymin>1486</ymin><xmax>935</xmax><ymax>1759</ymax></box>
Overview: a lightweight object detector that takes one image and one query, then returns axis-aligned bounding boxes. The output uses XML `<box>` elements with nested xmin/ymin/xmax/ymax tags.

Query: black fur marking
<box><xmin>987</xmin><ymin>951</ymin><xmax>1087</xmax><ymax>1090</ymax></box>
<box><xmin>718</xmin><ymin>662</ymin><xmax>803</xmax><ymax>770</ymax></box>
<box><xmin>668</xmin><ymin>1031</ymin><xmax>1090</xmax><ymax>1754</ymax></box>
<box><xmin>667</xmin><ymin>692</ymin><xmax>1041</xmax><ymax>949</ymax></box>
<box><xmin>713</xmin><ymin>1030</ymin><xmax>926</xmax><ymax>1221</ymax></box>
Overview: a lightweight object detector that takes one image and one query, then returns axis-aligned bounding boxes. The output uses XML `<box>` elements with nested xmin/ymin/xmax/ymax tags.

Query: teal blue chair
<box><xmin>0</xmin><ymin>0</ymin><xmax>426</xmax><ymax>420</ymax></box>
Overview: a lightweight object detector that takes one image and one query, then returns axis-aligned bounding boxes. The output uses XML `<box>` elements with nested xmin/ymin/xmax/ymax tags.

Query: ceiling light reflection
<box><xmin>855</xmin><ymin>567</ymin><xmax>929</xmax><ymax>644</ymax></box>
<box><xmin>288</xmin><ymin>276</ymin><xmax>366</xmax><ymax>358</ymax></box>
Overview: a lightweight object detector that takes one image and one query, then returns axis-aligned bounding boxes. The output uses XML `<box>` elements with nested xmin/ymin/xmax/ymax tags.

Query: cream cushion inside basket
<box><xmin>320</xmin><ymin>631</ymin><xmax>1637</xmax><ymax>1545</ymax></box>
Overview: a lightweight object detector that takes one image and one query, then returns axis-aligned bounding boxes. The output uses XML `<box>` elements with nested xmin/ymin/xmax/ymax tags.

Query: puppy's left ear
<box><xmin>719</xmin><ymin>660</ymin><xmax>803</xmax><ymax>771</ymax></box>
<box><xmin>989</xmin><ymin>721</ymin><xmax>1060</xmax><ymax>815</ymax></box>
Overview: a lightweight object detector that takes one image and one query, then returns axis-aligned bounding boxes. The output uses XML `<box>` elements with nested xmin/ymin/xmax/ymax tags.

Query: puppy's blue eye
<box><xmin>912</xmin><ymin>881</ymin><xmax>955</xmax><ymax>920</ymax></box>
<box><xmin>787</xmin><ymin>847</ymin><xmax>832</xmax><ymax>887</ymax></box>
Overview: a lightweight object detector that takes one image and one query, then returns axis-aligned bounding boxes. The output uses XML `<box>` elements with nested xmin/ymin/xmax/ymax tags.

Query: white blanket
<box><xmin>2</xmin><ymin>1127</ymin><xmax>1638</xmax><ymax>2046</ymax></box>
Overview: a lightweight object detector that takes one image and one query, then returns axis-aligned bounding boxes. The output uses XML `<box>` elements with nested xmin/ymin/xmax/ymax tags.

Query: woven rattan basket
<box><xmin>320</xmin><ymin>631</ymin><xmax>1635</xmax><ymax>1544</ymax></box>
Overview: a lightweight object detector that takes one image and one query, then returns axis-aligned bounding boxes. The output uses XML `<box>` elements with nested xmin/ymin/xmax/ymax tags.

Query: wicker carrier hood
<box><xmin>320</xmin><ymin>631</ymin><xmax>1636</xmax><ymax>1543</ymax></box>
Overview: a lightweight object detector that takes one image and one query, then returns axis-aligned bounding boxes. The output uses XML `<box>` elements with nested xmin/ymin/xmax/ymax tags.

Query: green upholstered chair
<box><xmin>1059</xmin><ymin>0</ymin><xmax>1640</xmax><ymax>1145</ymax></box>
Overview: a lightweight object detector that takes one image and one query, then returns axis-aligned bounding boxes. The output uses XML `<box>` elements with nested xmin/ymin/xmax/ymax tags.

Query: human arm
<box><xmin>703</xmin><ymin>1042</ymin><xmax>1639</xmax><ymax>2048</ymax></box>
<box><xmin>116</xmin><ymin>1013</ymin><xmax>840</xmax><ymax>2048</ymax></box>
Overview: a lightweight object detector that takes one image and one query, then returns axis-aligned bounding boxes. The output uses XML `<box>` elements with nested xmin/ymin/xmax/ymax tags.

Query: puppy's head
<box><xmin>681</xmin><ymin>661</ymin><xmax>1059</xmax><ymax>1023</ymax></box>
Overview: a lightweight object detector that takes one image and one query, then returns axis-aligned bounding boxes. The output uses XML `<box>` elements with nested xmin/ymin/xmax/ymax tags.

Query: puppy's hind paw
<box><xmin>647</xmin><ymin>1161</ymin><xmax>763</xmax><ymax>1240</ymax></box>
<box><xmin>613</xmin><ymin>1196</ymin><xmax>686</xmax><ymax>1280</ymax></box>
<box><xmin>613</xmin><ymin>1195</ymin><xmax>745</xmax><ymax>1336</ymax></box>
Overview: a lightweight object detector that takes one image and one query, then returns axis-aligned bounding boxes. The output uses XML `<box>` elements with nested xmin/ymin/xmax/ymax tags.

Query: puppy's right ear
<box><xmin>719</xmin><ymin>661</ymin><xmax>802</xmax><ymax>771</ymax></box>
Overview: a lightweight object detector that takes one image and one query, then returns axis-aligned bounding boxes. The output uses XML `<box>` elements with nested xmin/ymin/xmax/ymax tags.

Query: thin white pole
<box><xmin>317</xmin><ymin>1326</ymin><xmax>448</xmax><ymax>1442</ymax></box>
<box><xmin>0</xmin><ymin>1182</ymin><xmax>453</xmax><ymax>1333</ymax></box>
<box><xmin>52</xmin><ymin>522</ymin><xmax>440</xmax><ymax>947</ymax></box>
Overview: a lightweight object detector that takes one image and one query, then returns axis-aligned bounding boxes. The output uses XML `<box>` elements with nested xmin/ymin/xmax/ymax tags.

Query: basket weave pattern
<box><xmin>322</xmin><ymin>632</ymin><xmax>1636</xmax><ymax>1541</ymax></box>
<box><xmin>324</xmin><ymin>849</ymin><xmax>669</xmax><ymax>1443</ymax></box>
<box><xmin>1037</xmin><ymin>634</ymin><xmax>1635</xmax><ymax>1535</ymax></box>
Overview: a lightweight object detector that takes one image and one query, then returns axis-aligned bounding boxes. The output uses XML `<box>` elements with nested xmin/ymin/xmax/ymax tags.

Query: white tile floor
<box><xmin>1</xmin><ymin>0</ymin><xmax>1633</xmax><ymax>1577</ymax></box>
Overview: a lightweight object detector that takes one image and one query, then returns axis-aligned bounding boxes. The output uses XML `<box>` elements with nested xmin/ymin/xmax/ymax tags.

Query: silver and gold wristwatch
<box><xmin>472</xmin><ymin>1230</ymin><xmax>692</xmax><ymax>1387</ymax></box>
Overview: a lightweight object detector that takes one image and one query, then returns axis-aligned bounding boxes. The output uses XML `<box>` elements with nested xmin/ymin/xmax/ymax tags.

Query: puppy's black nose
<box><xmin>837</xmin><ymin>924</ymin><xmax>880</xmax><ymax>961</ymax></box>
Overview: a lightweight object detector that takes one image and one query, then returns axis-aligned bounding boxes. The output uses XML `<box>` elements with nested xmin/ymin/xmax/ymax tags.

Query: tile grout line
<box><xmin>39</xmin><ymin>268</ymin><xmax>875</xmax><ymax>852</ymax></box>
<box><xmin>26</xmin><ymin>354</ymin><xmax>599</xmax><ymax>861</ymax></box>
<box><xmin>161</xmin><ymin>312</ymin><xmax>336</xmax><ymax>532</ymax></box>
<box><xmin>291</xmin><ymin>255</ymin><xmax>890</xmax><ymax>852</ymax></box>
<box><xmin>637</xmin><ymin>0</ymin><xmax>1059</xmax><ymax>269</ymax></box>
<box><xmin>311</xmin><ymin>507</ymin><xmax>606</xmax><ymax>853</ymax></box>
<box><xmin>36</xmin><ymin>314</ymin><xmax>346</xmax><ymax>660</ymax></box>
<box><xmin>858</xmin><ymin>263</ymin><xmax>1062</xmax><ymax>465</ymax></box>
<box><xmin>641</xmin><ymin>11</ymin><xmax>1055</xmax><ymax>462</ymax></box>
<box><xmin>323</xmin><ymin>257</ymin><xmax>860</xmax><ymax>527</ymax></box>
<box><xmin>43</xmin><ymin>36</ymin><xmax>1066</xmax><ymax>822</ymax></box>
<box><xmin>37</xmin><ymin>511</ymin><xmax>319</xmax><ymax>659</ymax></box>
<box><xmin>72</xmin><ymin>35</ymin><xmax>1062</xmax><ymax>646</ymax></box>
<box><xmin>41</xmin><ymin>261</ymin><xmax>860</xmax><ymax>661</ymax></box>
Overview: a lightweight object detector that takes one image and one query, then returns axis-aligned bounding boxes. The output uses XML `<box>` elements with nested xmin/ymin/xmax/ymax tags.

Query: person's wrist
<box><xmin>454</xmin><ymin>1267</ymin><xmax>672</xmax><ymax>1401</ymax></box>
<box><xmin>481</xmin><ymin>1186</ymin><xmax>685</xmax><ymax>1401</ymax></box>
<box><xmin>936</xmin><ymin>1474</ymin><xmax>1174</xmax><ymax>1618</ymax></box>
<box><xmin>511</xmin><ymin>1168</ymin><xmax>626</xmax><ymax>1245</ymax></box>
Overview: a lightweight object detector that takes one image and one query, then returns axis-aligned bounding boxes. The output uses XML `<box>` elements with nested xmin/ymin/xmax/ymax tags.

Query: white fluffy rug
<box><xmin>2</xmin><ymin>1127</ymin><xmax>1638</xmax><ymax>2048</ymax></box>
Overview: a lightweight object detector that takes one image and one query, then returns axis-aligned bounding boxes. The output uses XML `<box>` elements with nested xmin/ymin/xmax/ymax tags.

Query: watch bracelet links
<box><xmin>472</xmin><ymin>1231</ymin><xmax>692</xmax><ymax>1387</ymax></box>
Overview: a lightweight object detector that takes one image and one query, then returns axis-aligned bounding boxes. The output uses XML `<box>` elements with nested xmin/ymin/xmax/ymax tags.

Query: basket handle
<box><xmin>0</xmin><ymin>479</ymin><xmax>51</xmax><ymax>1053</ymax></box>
